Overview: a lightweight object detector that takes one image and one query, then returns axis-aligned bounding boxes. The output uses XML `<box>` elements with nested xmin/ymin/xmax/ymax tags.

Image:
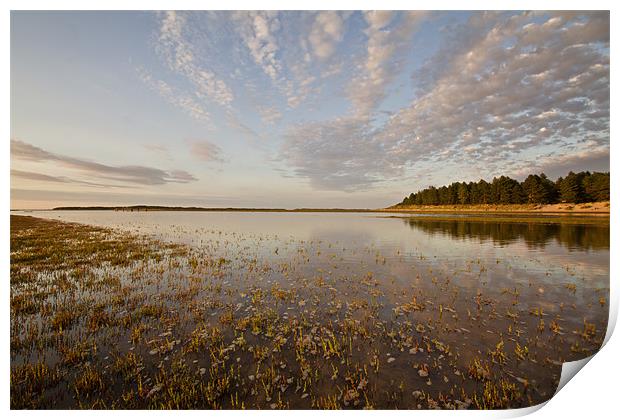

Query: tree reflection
<box><xmin>403</xmin><ymin>218</ymin><xmax>609</xmax><ymax>251</ymax></box>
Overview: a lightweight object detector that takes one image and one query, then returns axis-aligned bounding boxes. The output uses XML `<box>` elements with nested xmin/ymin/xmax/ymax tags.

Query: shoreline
<box><xmin>384</xmin><ymin>201</ymin><xmax>610</xmax><ymax>216</ymax></box>
<box><xmin>10</xmin><ymin>202</ymin><xmax>610</xmax><ymax>217</ymax></box>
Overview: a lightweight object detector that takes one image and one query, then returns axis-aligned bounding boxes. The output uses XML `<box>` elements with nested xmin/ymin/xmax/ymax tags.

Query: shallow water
<box><xmin>20</xmin><ymin>210</ymin><xmax>609</xmax><ymax>280</ymax></box>
<box><xmin>15</xmin><ymin>211</ymin><xmax>610</xmax><ymax>329</ymax></box>
<box><xmin>11</xmin><ymin>210</ymin><xmax>610</xmax><ymax>408</ymax></box>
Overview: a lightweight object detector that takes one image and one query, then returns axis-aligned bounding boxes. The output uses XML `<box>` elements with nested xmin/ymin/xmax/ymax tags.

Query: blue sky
<box><xmin>11</xmin><ymin>11</ymin><xmax>610</xmax><ymax>208</ymax></box>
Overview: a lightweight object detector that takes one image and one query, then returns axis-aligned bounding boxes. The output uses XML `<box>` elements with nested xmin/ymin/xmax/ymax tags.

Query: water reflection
<box><xmin>402</xmin><ymin>217</ymin><xmax>610</xmax><ymax>251</ymax></box>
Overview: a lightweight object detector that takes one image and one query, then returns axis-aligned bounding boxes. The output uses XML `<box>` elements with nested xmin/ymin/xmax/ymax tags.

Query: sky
<box><xmin>10</xmin><ymin>11</ymin><xmax>610</xmax><ymax>209</ymax></box>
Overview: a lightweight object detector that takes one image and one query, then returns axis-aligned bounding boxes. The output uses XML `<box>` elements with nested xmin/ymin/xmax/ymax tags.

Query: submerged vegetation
<box><xmin>396</xmin><ymin>171</ymin><xmax>610</xmax><ymax>207</ymax></box>
<box><xmin>10</xmin><ymin>215</ymin><xmax>608</xmax><ymax>409</ymax></box>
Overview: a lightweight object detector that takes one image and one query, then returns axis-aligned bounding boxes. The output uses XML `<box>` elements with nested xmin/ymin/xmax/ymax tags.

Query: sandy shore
<box><xmin>383</xmin><ymin>201</ymin><xmax>610</xmax><ymax>216</ymax></box>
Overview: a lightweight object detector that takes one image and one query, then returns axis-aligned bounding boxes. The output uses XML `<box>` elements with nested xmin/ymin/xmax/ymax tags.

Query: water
<box><xmin>21</xmin><ymin>210</ymin><xmax>609</xmax><ymax>281</ymax></box>
<box><xmin>15</xmin><ymin>210</ymin><xmax>609</xmax><ymax>333</ymax></box>
<box><xmin>11</xmin><ymin>210</ymin><xmax>610</xmax><ymax>408</ymax></box>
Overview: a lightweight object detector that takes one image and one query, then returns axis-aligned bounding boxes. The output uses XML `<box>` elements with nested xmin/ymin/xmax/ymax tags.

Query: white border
<box><xmin>1</xmin><ymin>0</ymin><xmax>618</xmax><ymax>11</ymax></box>
<box><xmin>3</xmin><ymin>1</ymin><xmax>617</xmax><ymax>419</ymax></box>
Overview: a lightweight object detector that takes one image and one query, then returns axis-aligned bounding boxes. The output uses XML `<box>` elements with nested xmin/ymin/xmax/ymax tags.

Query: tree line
<box><xmin>397</xmin><ymin>171</ymin><xmax>610</xmax><ymax>206</ymax></box>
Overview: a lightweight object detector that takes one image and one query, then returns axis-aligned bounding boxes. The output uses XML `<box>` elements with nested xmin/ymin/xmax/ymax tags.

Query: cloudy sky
<box><xmin>11</xmin><ymin>11</ymin><xmax>609</xmax><ymax>209</ymax></box>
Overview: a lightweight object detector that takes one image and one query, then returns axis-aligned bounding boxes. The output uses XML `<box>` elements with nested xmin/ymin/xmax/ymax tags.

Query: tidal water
<box><xmin>11</xmin><ymin>210</ymin><xmax>610</xmax><ymax>408</ymax></box>
<box><xmin>20</xmin><ymin>210</ymin><xmax>609</xmax><ymax>284</ymax></box>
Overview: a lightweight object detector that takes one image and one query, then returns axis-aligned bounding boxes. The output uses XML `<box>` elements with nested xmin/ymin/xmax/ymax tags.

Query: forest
<box><xmin>397</xmin><ymin>171</ymin><xmax>610</xmax><ymax>206</ymax></box>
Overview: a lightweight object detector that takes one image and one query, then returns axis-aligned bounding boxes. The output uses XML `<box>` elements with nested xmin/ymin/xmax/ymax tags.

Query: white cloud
<box><xmin>157</xmin><ymin>11</ymin><xmax>234</xmax><ymax>106</ymax></box>
<box><xmin>281</xmin><ymin>116</ymin><xmax>399</xmax><ymax>191</ymax></box>
<box><xmin>280</xmin><ymin>11</ymin><xmax>609</xmax><ymax>191</ymax></box>
<box><xmin>348</xmin><ymin>11</ymin><xmax>426</xmax><ymax>117</ymax></box>
<box><xmin>233</xmin><ymin>11</ymin><xmax>282</xmax><ymax>80</ymax></box>
<box><xmin>308</xmin><ymin>11</ymin><xmax>344</xmax><ymax>60</ymax></box>
<box><xmin>139</xmin><ymin>11</ymin><xmax>608</xmax><ymax>193</ymax></box>
<box><xmin>380</xmin><ymin>11</ymin><xmax>609</xmax><ymax>164</ymax></box>
<box><xmin>138</xmin><ymin>69</ymin><xmax>213</xmax><ymax>125</ymax></box>
<box><xmin>257</xmin><ymin>106</ymin><xmax>283</xmax><ymax>125</ymax></box>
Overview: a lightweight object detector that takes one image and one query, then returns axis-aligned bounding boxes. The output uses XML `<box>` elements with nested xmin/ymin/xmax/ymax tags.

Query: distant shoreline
<box><xmin>9</xmin><ymin>202</ymin><xmax>610</xmax><ymax>217</ymax></box>
<box><xmin>45</xmin><ymin>206</ymin><xmax>377</xmax><ymax>213</ymax></box>
<box><xmin>386</xmin><ymin>201</ymin><xmax>610</xmax><ymax>216</ymax></box>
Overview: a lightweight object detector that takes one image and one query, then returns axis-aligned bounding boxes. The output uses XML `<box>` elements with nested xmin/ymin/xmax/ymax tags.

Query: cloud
<box><xmin>280</xmin><ymin>11</ymin><xmax>609</xmax><ymax>191</ymax></box>
<box><xmin>282</xmin><ymin>65</ymin><xmax>318</xmax><ymax>109</ymax></box>
<box><xmin>157</xmin><ymin>11</ymin><xmax>234</xmax><ymax>106</ymax></box>
<box><xmin>257</xmin><ymin>106</ymin><xmax>283</xmax><ymax>124</ymax></box>
<box><xmin>348</xmin><ymin>11</ymin><xmax>426</xmax><ymax>117</ymax></box>
<box><xmin>11</xmin><ymin>139</ymin><xmax>198</xmax><ymax>185</ymax></box>
<box><xmin>138</xmin><ymin>69</ymin><xmax>213</xmax><ymax>125</ymax></box>
<box><xmin>140</xmin><ymin>11</ymin><xmax>242</xmax><ymax>125</ymax></box>
<box><xmin>308</xmin><ymin>11</ymin><xmax>345</xmax><ymax>60</ymax></box>
<box><xmin>233</xmin><ymin>12</ymin><xmax>322</xmax><ymax>110</ymax></box>
<box><xmin>233</xmin><ymin>11</ymin><xmax>282</xmax><ymax>80</ymax></box>
<box><xmin>11</xmin><ymin>169</ymin><xmax>130</xmax><ymax>188</ymax></box>
<box><xmin>190</xmin><ymin>141</ymin><xmax>225</xmax><ymax>162</ymax></box>
<box><xmin>136</xmin><ymin>11</ymin><xmax>609</xmax><ymax>194</ymax></box>
<box><xmin>146</xmin><ymin>11</ymin><xmax>349</xmax><ymax>127</ymax></box>
<box><xmin>510</xmin><ymin>144</ymin><xmax>610</xmax><ymax>180</ymax></box>
<box><xmin>280</xmin><ymin>116</ymin><xmax>399</xmax><ymax>191</ymax></box>
<box><xmin>381</xmin><ymin>11</ymin><xmax>609</xmax><ymax>162</ymax></box>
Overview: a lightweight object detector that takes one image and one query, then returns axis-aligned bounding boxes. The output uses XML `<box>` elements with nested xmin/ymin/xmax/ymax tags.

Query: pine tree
<box><xmin>560</xmin><ymin>172</ymin><xmax>584</xmax><ymax>203</ymax></box>
<box><xmin>583</xmin><ymin>172</ymin><xmax>610</xmax><ymax>201</ymax></box>
<box><xmin>522</xmin><ymin>174</ymin><xmax>550</xmax><ymax>203</ymax></box>
<box><xmin>457</xmin><ymin>183</ymin><xmax>470</xmax><ymax>204</ymax></box>
<box><xmin>397</xmin><ymin>170</ymin><xmax>608</xmax><ymax>207</ymax></box>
